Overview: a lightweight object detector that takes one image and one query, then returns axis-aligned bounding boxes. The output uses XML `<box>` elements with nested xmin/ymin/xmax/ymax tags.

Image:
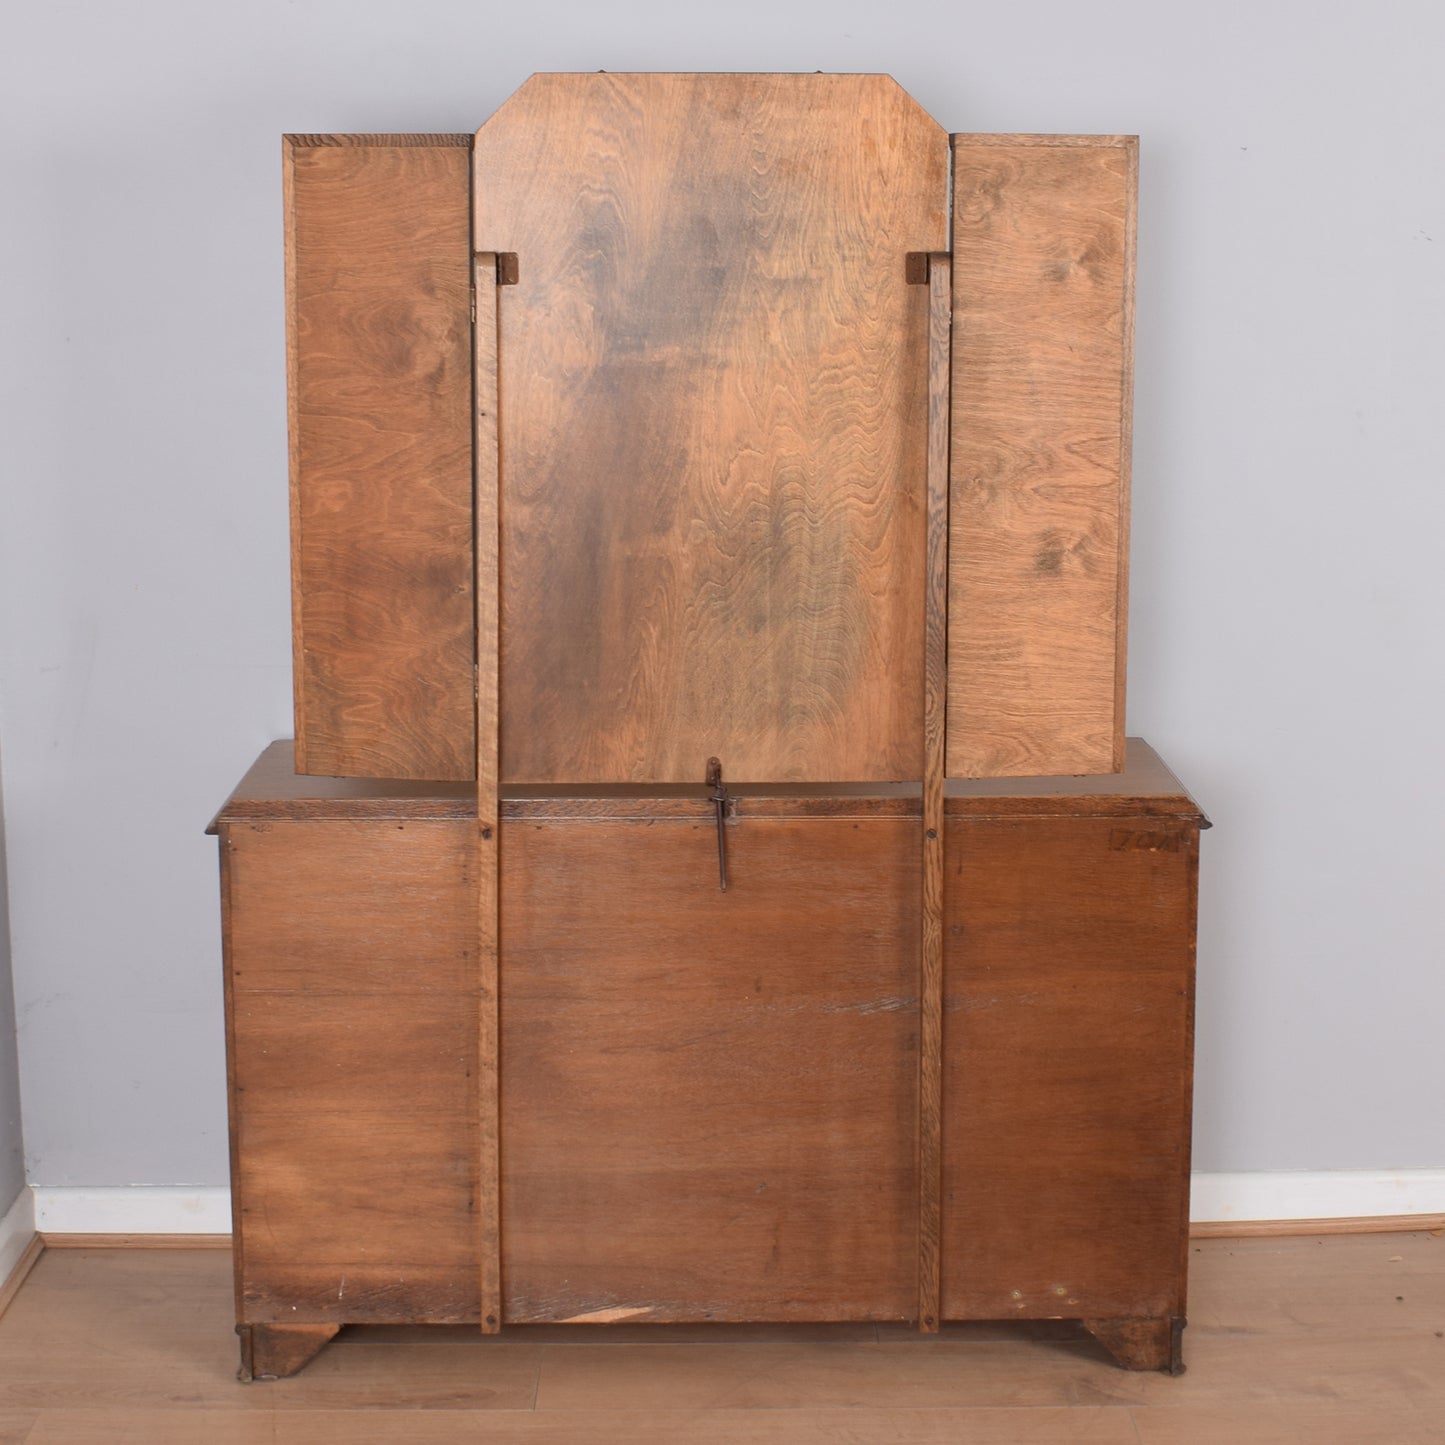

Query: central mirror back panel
<box><xmin>473</xmin><ymin>73</ymin><xmax>948</xmax><ymax>784</ymax></box>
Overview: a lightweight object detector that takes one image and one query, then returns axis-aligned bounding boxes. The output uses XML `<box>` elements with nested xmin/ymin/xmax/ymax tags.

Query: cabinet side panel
<box><xmin>475</xmin><ymin>74</ymin><xmax>947</xmax><ymax>783</ymax></box>
<box><xmin>947</xmin><ymin>136</ymin><xmax>1136</xmax><ymax>778</ymax></box>
<box><xmin>941</xmin><ymin>814</ymin><xmax>1195</xmax><ymax>1322</ymax></box>
<box><xmin>287</xmin><ymin>135</ymin><xmax>475</xmax><ymax>781</ymax></box>
<box><xmin>225</xmin><ymin>819</ymin><xmax>481</xmax><ymax>1324</ymax></box>
<box><xmin>499</xmin><ymin>814</ymin><xmax>921</xmax><ymax>1321</ymax></box>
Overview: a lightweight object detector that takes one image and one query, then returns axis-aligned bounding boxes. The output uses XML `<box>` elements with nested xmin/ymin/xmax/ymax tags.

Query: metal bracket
<box><xmin>706</xmin><ymin>757</ymin><xmax>730</xmax><ymax>892</ymax></box>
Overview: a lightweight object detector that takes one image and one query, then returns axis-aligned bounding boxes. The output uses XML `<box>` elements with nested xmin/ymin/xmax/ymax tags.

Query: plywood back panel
<box><xmin>223</xmin><ymin>818</ymin><xmax>481</xmax><ymax>1325</ymax></box>
<box><xmin>947</xmin><ymin>135</ymin><xmax>1137</xmax><ymax>778</ymax></box>
<box><xmin>940</xmin><ymin>812</ymin><xmax>1196</xmax><ymax>1323</ymax></box>
<box><xmin>473</xmin><ymin>74</ymin><xmax>948</xmax><ymax>784</ymax></box>
<box><xmin>498</xmin><ymin>812</ymin><xmax>921</xmax><ymax>1322</ymax></box>
<box><xmin>287</xmin><ymin>135</ymin><xmax>475</xmax><ymax>781</ymax></box>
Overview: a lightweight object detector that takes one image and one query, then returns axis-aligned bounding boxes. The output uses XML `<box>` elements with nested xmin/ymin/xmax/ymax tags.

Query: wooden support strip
<box><xmin>1191</xmin><ymin>1214</ymin><xmax>1445</xmax><ymax>1239</ymax></box>
<box><xmin>918</xmin><ymin>252</ymin><xmax>952</xmax><ymax>1333</ymax></box>
<box><xmin>218</xmin><ymin>827</ymin><xmax>247</xmax><ymax>1327</ymax></box>
<box><xmin>474</xmin><ymin>254</ymin><xmax>503</xmax><ymax>1335</ymax></box>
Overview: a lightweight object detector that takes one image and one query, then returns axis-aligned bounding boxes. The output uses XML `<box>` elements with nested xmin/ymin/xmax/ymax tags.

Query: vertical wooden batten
<box><xmin>217</xmin><ymin>827</ymin><xmax>246</xmax><ymax>1335</ymax></box>
<box><xmin>918</xmin><ymin>253</ymin><xmax>952</xmax><ymax>1333</ymax></box>
<box><xmin>947</xmin><ymin>135</ymin><xmax>1137</xmax><ymax>778</ymax></box>
<box><xmin>473</xmin><ymin>254</ymin><xmax>503</xmax><ymax>1335</ymax></box>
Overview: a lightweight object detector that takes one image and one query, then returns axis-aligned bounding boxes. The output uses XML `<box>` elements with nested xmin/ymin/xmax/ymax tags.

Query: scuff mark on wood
<box><xmin>818</xmin><ymin>996</ymin><xmax>919</xmax><ymax>1015</ymax></box>
<box><xmin>559</xmin><ymin>1305</ymin><xmax>657</xmax><ymax>1324</ymax></box>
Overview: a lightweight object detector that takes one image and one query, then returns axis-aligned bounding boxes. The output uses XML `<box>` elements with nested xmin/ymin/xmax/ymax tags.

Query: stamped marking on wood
<box><xmin>1109</xmin><ymin>828</ymin><xmax>1185</xmax><ymax>853</ymax></box>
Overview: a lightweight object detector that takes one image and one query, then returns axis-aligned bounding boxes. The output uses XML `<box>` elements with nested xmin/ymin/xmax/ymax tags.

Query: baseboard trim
<box><xmin>0</xmin><ymin>1188</ymin><xmax>41</xmax><ymax>1320</ymax></box>
<box><xmin>39</xmin><ymin>1220</ymin><xmax>1444</xmax><ymax>1246</ymax></box>
<box><xmin>32</xmin><ymin>1186</ymin><xmax>232</xmax><ymax>1235</ymax></box>
<box><xmin>40</xmin><ymin>1232</ymin><xmax>233</xmax><ymax>1249</ymax></box>
<box><xmin>1189</xmin><ymin>1169</ymin><xmax>1445</xmax><ymax>1226</ymax></box>
<box><xmin>0</xmin><ymin>1234</ymin><xmax>42</xmax><ymax>1319</ymax></box>
<box><xmin>0</xmin><ymin>1187</ymin><xmax>37</xmax><ymax>1283</ymax></box>
<box><xmin>1192</xmin><ymin>1213</ymin><xmax>1445</xmax><ymax>1239</ymax></box>
<box><xmin>22</xmin><ymin>1173</ymin><xmax>1445</xmax><ymax>1239</ymax></box>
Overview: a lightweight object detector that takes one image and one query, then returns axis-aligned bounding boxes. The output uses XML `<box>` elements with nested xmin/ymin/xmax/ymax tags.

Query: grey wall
<box><xmin>0</xmin><ymin>751</ymin><xmax>25</xmax><ymax>1214</ymax></box>
<box><xmin>0</xmin><ymin>0</ymin><xmax>1441</xmax><ymax>1188</ymax></box>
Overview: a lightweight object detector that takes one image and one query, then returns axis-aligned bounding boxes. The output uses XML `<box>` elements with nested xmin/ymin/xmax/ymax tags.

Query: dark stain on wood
<box><xmin>473</xmin><ymin>74</ymin><xmax>947</xmax><ymax>783</ymax></box>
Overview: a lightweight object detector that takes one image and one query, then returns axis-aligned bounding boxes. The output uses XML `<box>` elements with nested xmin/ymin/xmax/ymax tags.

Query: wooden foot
<box><xmin>1083</xmin><ymin>1316</ymin><xmax>1185</xmax><ymax>1374</ymax></box>
<box><xmin>237</xmin><ymin>1322</ymin><xmax>340</xmax><ymax>1381</ymax></box>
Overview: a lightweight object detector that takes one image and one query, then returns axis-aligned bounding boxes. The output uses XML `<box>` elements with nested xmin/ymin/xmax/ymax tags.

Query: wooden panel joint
<box><xmin>918</xmin><ymin>250</ymin><xmax>952</xmax><ymax>1334</ymax></box>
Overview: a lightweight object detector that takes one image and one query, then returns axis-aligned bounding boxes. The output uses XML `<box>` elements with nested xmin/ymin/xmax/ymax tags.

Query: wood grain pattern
<box><xmin>918</xmin><ymin>253</ymin><xmax>951</xmax><ymax>1333</ymax></box>
<box><xmin>473</xmin><ymin>73</ymin><xmax>948</xmax><ymax>783</ymax></box>
<box><xmin>222</xmin><ymin>821</ymin><xmax>476</xmax><ymax>995</ymax></box>
<box><xmin>503</xmin><ymin>794</ymin><xmax>919</xmax><ymax>820</ymax></box>
<box><xmin>943</xmin><ymin>738</ymin><xmax>1201</xmax><ymax>817</ymax></box>
<box><xmin>940</xmin><ymin>812</ymin><xmax>1198</xmax><ymax>1331</ymax></box>
<box><xmin>208</xmin><ymin>742</ymin><xmax>476</xmax><ymax>827</ymax></box>
<box><xmin>947</xmin><ymin>135</ymin><xmax>1137</xmax><ymax>778</ymax></box>
<box><xmin>286</xmin><ymin>135</ymin><xmax>474</xmax><ymax>781</ymax></box>
<box><xmin>498</xmin><ymin>813</ymin><xmax>922</xmax><ymax>1321</ymax></box>
<box><xmin>473</xmin><ymin>255</ymin><xmax>503</xmax><ymax>1336</ymax></box>
<box><xmin>209</xmin><ymin>738</ymin><xmax>1203</xmax><ymax>1365</ymax></box>
<box><xmin>222</xmin><ymin>819</ymin><xmax>480</xmax><ymax>1329</ymax></box>
<box><xmin>208</xmin><ymin>737</ymin><xmax>1200</xmax><ymax>827</ymax></box>
<box><xmin>1083</xmin><ymin>1316</ymin><xmax>1184</xmax><ymax>1373</ymax></box>
<box><xmin>238</xmin><ymin>1322</ymin><xmax>338</xmax><ymax>1382</ymax></box>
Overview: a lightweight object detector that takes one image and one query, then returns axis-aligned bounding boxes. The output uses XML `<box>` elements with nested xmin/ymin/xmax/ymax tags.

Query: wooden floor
<box><xmin>0</xmin><ymin>1234</ymin><xmax>1440</xmax><ymax>1442</ymax></box>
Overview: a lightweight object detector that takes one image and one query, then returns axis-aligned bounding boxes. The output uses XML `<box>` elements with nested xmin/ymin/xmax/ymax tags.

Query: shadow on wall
<box><xmin>0</xmin><ymin>743</ymin><xmax>26</xmax><ymax>1218</ymax></box>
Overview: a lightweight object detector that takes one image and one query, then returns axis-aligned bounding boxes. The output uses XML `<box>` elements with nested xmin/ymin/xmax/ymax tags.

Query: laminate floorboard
<box><xmin>0</xmin><ymin>1235</ymin><xmax>1439</xmax><ymax>1442</ymax></box>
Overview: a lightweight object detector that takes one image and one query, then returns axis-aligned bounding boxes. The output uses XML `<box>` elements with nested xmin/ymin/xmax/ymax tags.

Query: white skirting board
<box><xmin>1189</xmin><ymin>1170</ymin><xmax>1445</xmax><ymax>1224</ymax></box>
<box><xmin>16</xmin><ymin>1172</ymin><xmax>1445</xmax><ymax>1237</ymax></box>
<box><xmin>33</xmin><ymin>1185</ymin><xmax>232</xmax><ymax>1234</ymax></box>
<box><xmin>0</xmin><ymin>1187</ymin><xmax>37</xmax><ymax>1282</ymax></box>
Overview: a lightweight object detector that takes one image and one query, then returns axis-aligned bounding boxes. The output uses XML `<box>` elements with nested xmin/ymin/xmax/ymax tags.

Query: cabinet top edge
<box><xmin>951</xmin><ymin>133</ymin><xmax>1137</xmax><ymax>148</ymax></box>
<box><xmin>284</xmin><ymin>133</ymin><xmax>472</xmax><ymax>148</ymax></box>
<box><xmin>208</xmin><ymin>742</ymin><xmax>1205</xmax><ymax>829</ymax></box>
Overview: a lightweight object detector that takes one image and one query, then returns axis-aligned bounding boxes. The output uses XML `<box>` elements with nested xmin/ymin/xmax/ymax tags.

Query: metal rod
<box><xmin>706</xmin><ymin>756</ymin><xmax>728</xmax><ymax>892</ymax></box>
